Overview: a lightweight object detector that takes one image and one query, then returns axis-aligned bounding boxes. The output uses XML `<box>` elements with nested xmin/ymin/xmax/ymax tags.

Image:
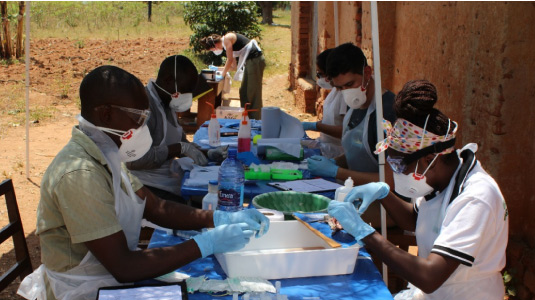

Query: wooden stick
<box><xmin>293</xmin><ymin>215</ymin><xmax>341</xmax><ymax>248</ymax></box>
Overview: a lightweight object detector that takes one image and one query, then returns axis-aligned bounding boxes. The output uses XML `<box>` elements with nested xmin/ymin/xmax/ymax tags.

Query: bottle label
<box><xmin>237</xmin><ymin>137</ymin><xmax>251</xmax><ymax>152</ymax></box>
<box><xmin>218</xmin><ymin>185</ymin><xmax>244</xmax><ymax>211</ymax></box>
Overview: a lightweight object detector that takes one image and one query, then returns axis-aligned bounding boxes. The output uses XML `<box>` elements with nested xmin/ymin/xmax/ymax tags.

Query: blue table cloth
<box><xmin>148</xmin><ymin>226</ymin><xmax>393</xmax><ymax>300</ymax></box>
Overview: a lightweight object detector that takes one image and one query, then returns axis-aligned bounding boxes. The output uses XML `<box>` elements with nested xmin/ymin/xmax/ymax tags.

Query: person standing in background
<box><xmin>201</xmin><ymin>33</ymin><xmax>265</xmax><ymax>120</ymax></box>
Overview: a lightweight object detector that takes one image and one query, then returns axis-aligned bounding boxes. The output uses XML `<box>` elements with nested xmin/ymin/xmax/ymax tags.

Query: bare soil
<box><xmin>0</xmin><ymin>37</ymin><xmax>317</xmax><ymax>298</ymax></box>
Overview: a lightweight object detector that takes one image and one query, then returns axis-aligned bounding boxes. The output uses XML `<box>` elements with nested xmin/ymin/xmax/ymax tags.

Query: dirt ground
<box><xmin>0</xmin><ymin>37</ymin><xmax>317</xmax><ymax>298</ymax></box>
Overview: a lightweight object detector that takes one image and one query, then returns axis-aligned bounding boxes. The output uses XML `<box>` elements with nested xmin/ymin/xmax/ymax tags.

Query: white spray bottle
<box><xmin>207</xmin><ymin>102</ymin><xmax>220</xmax><ymax>147</ymax></box>
<box><xmin>335</xmin><ymin>177</ymin><xmax>354</xmax><ymax>202</ymax></box>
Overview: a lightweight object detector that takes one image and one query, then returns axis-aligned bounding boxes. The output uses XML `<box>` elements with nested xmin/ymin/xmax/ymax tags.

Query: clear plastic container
<box><xmin>335</xmin><ymin>177</ymin><xmax>354</xmax><ymax>202</ymax></box>
<box><xmin>208</xmin><ymin>106</ymin><xmax>221</xmax><ymax>147</ymax></box>
<box><xmin>217</xmin><ymin>149</ymin><xmax>245</xmax><ymax>211</ymax></box>
<box><xmin>202</xmin><ymin>180</ymin><xmax>219</xmax><ymax>211</ymax></box>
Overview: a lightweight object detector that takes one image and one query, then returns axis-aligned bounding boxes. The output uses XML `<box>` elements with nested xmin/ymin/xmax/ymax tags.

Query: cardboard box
<box><xmin>216</xmin><ymin>106</ymin><xmax>244</xmax><ymax>119</ymax></box>
<box><xmin>215</xmin><ymin>221</ymin><xmax>359</xmax><ymax>279</ymax></box>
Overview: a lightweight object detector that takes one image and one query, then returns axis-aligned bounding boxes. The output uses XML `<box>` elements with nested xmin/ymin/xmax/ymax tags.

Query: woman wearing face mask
<box><xmin>329</xmin><ymin>79</ymin><xmax>509</xmax><ymax>300</ymax></box>
<box><xmin>306</xmin><ymin>43</ymin><xmax>397</xmax><ymax>226</ymax></box>
<box><xmin>301</xmin><ymin>48</ymin><xmax>347</xmax><ymax>159</ymax></box>
<box><xmin>200</xmin><ymin>33</ymin><xmax>265</xmax><ymax>120</ymax></box>
<box><xmin>126</xmin><ymin>55</ymin><xmax>226</xmax><ymax>202</ymax></box>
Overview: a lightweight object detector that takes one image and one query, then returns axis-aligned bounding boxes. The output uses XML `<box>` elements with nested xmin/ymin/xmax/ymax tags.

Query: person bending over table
<box><xmin>126</xmin><ymin>55</ymin><xmax>227</xmax><ymax>202</ymax></box>
<box><xmin>329</xmin><ymin>80</ymin><xmax>509</xmax><ymax>299</ymax></box>
<box><xmin>17</xmin><ymin>66</ymin><xmax>269</xmax><ymax>300</ymax></box>
<box><xmin>301</xmin><ymin>48</ymin><xmax>347</xmax><ymax>159</ymax></box>
<box><xmin>200</xmin><ymin>33</ymin><xmax>265</xmax><ymax>120</ymax></box>
<box><xmin>306</xmin><ymin>43</ymin><xmax>397</xmax><ymax>226</ymax></box>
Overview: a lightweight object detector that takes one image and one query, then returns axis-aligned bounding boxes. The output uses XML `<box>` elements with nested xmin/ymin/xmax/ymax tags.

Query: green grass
<box><xmin>29</xmin><ymin>2</ymin><xmax>192</xmax><ymax>40</ymax></box>
<box><xmin>259</xmin><ymin>10</ymin><xmax>292</xmax><ymax>78</ymax></box>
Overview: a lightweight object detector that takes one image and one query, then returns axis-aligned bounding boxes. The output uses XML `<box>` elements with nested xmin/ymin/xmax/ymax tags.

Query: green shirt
<box><xmin>37</xmin><ymin>126</ymin><xmax>143</xmax><ymax>273</ymax></box>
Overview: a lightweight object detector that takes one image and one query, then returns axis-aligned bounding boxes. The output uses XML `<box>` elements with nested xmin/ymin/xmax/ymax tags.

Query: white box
<box><xmin>216</xmin><ymin>106</ymin><xmax>244</xmax><ymax>119</ymax></box>
<box><xmin>215</xmin><ymin>221</ymin><xmax>359</xmax><ymax>279</ymax></box>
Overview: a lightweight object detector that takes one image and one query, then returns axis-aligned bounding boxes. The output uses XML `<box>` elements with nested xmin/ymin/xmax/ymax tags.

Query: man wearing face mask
<box><xmin>18</xmin><ymin>66</ymin><xmax>270</xmax><ymax>300</ymax></box>
<box><xmin>126</xmin><ymin>55</ymin><xmax>227</xmax><ymax>202</ymax></box>
<box><xmin>328</xmin><ymin>80</ymin><xmax>508</xmax><ymax>300</ymax></box>
<box><xmin>306</xmin><ymin>43</ymin><xmax>397</xmax><ymax>226</ymax></box>
<box><xmin>200</xmin><ymin>33</ymin><xmax>265</xmax><ymax>120</ymax></box>
<box><xmin>301</xmin><ymin>48</ymin><xmax>347</xmax><ymax>159</ymax></box>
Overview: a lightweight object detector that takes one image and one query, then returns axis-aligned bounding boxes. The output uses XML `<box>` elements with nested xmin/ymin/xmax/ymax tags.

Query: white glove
<box><xmin>207</xmin><ymin>145</ymin><xmax>229</xmax><ymax>163</ymax></box>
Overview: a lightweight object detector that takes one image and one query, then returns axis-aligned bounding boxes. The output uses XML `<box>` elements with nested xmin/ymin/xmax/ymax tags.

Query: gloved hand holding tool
<box><xmin>328</xmin><ymin>200</ymin><xmax>375</xmax><ymax>246</ymax></box>
<box><xmin>214</xmin><ymin>209</ymin><xmax>270</xmax><ymax>238</ymax></box>
<box><xmin>207</xmin><ymin>145</ymin><xmax>229</xmax><ymax>163</ymax></box>
<box><xmin>344</xmin><ymin>182</ymin><xmax>390</xmax><ymax>214</ymax></box>
<box><xmin>193</xmin><ymin>223</ymin><xmax>253</xmax><ymax>257</ymax></box>
<box><xmin>179</xmin><ymin>142</ymin><xmax>208</xmax><ymax>166</ymax></box>
<box><xmin>307</xmin><ymin>155</ymin><xmax>338</xmax><ymax>178</ymax></box>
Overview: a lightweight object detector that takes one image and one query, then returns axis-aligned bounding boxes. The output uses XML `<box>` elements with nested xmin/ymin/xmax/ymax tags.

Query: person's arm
<box><xmin>137</xmin><ymin>186</ymin><xmax>214</xmax><ymax>230</ymax></box>
<box><xmin>316</xmin><ymin>123</ymin><xmax>343</xmax><ymax>139</ymax></box>
<box><xmin>222</xmin><ymin>34</ymin><xmax>236</xmax><ymax>76</ymax></box>
<box><xmin>363</xmin><ymin>232</ymin><xmax>460</xmax><ymax>293</ymax></box>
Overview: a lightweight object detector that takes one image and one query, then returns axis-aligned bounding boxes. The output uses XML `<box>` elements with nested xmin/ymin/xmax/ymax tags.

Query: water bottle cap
<box><xmin>228</xmin><ymin>148</ymin><xmax>237</xmax><ymax>157</ymax></box>
<box><xmin>209</xmin><ymin>180</ymin><xmax>218</xmax><ymax>185</ymax></box>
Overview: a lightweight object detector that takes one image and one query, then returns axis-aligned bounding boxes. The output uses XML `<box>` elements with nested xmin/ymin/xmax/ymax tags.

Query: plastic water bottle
<box><xmin>217</xmin><ymin>149</ymin><xmax>244</xmax><ymax>211</ymax></box>
<box><xmin>202</xmin><ymin>180</ymin><xmax>219</xmax><ymax>210</ymax></box>
<box><xmin>335</xmin><ymin>177</ymin><xmax>354</xmax><ymax>202</ymax></box>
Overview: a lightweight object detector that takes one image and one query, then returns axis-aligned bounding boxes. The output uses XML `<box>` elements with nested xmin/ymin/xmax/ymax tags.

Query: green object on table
<box><xmin>252</xmin><ymin>191</ymin><xmax>330</xmax><ymax>220</ymax></box>
<box><xmin>244</xmin><ymin>169</ymin><xmax>271</xmax><ymax>180</ymax></box>
<box><xmin>270</xmin><ymin>169</ymin><xmax>303</xmax><ymax>180</ymax></box>
<box><xmin>265</xmin><ymin>147</ymin><xmax>304</xmax><ymax>161</ymax></box>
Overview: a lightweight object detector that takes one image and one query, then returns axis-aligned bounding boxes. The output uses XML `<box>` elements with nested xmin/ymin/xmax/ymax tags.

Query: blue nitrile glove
<box><xmin>213</xmin><ymin>209</ymin><xmax>270</xmax><ymax>238</ymax></box>
<box><xmin>307</xmin><ymin>155</ymin><xmax>339</xmax><ymax>178</ymax></box>
<box><xmin>192</xmin><ymin>223</ymin><xmax>254</xmax><ymax>257</ymax></box>
<box><xmin>302</xmin><ymin>121</ymin><xmax>318</xmax><ymax>131</ymax></box>
<box><xmin>344</xmin><ymin>182</ymin><xmax>390</xmax><ymax>215</ymax></box>
<box><xmin>328</xmin><ymin>200</ymin><xmax>375</xmax><ymax>246</ymax></box>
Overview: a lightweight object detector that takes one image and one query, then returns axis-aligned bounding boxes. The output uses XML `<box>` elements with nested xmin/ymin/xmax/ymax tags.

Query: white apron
<box><xmin>341</xmin><ymin>98</ymin><xmax>377</xmax><ymax>172</ymax></box>
<box><xmin>18</xmin><ymin>116</ymin><xmax>146</xmax><ymax>300</ymax></box>
<box><xmin>130</xmin><ymin>80</ymin><xmax>183</xmax><ymax>195</ymax></box>
<box><xmin>318</xmin><ymin>88</ymin><xmax>345</xmax><ymax>158</ymax></box>
<box><xmin>223</xmin><ymin>36</ymin><xmax>262</xmax><ymax>82</ymax></box>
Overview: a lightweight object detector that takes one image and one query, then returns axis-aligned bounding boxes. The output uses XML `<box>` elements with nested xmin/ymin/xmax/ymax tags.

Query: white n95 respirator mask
<box><xmin>393</xmin><ymin>156</ymin><xmax>438</xmax><ymax>198</ymax></box>
<box><xmin>169</xmin><ymin>92</ymin><xmax>193</xmax><ymax>112</ymax></box>
<box><xmin>98</xmin><ymin>125</ymin><xmax>153</xmax><ymax>162</ymax></box>
<box><xmin>317</xmin><ymin>77</ymin><xmax>333</xmax><ymax>90</ymax></box>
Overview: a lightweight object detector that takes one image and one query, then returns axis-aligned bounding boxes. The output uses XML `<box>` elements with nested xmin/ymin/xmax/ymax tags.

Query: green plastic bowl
<box><xmin>252</xmin><ymin>191</ymin><xmax>331</xmax><ymax>219</ymax></box>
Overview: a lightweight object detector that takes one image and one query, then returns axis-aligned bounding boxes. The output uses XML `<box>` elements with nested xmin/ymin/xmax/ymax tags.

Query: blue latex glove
<box><xmin>213</xmin><ymin>209</ymin><xmax>270</xmax><ymax>238</ymax></box>
<box><xmin>302</xmin><ymin>121</ymin><xmax>317</xmax><ymax>131</ymax></box>
<box><xmin>192</xmin><ymin>223</ymin><xmax>254</xmax><ymax>257</ymax></box>
<box><xmin>328</xmin><ymin>200</ymin><xmax>375</xmax><ymax>246</ymax></box>
<box><xmin>344</xmin><ymin>182</ymin><xmax>390</xmax><ymax>215</ymax></box>
<box><xmin>307</xmin><ymin>155</ymin><xmax>339</xmax><ymax>178</ymax></box>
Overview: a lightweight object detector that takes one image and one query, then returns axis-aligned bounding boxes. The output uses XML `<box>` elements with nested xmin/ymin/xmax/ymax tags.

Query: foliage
<box><xmin>183</xmin><ymin>1</ymin><xmax>262</xmax><ymax>64</ymax></box>
<box><xmin>503</xmin><ymin>270</ymin><xmax>517</xmax><ymax>298</ymax></box>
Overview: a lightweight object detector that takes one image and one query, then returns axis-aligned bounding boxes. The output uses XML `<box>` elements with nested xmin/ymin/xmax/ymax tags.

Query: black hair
<box><xmin>80</xmin><ymin>65</ymin><xmax>144</xmax><ymax>117</ymax></box>
<box><xmin>157</xmin><ymin>55</ymin><xmax>198</xmax><ymax>93</ymax></box>
<box><xmin>316</xmin><ymin>48</ymin><xmax>332</xmax><ymax>73</ymax></box>
<box><xmin>395</xmin><ymin>79</ymin><xmax>459</xmax><ymax>162</ymax></box>
<box><xmin>200</xmin><ymin>34</ymin><xmax>222</xmax><ymax>50</ymax></box>
<box><xmin>326</xmin><ymin>43</ymin><xmax>367</xmax><ymax>78</ymax></box>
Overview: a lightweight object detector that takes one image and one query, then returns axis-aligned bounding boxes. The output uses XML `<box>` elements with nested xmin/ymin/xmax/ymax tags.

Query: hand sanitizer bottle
<box><xmin>335</xmin><ymin>177</ymin><xmax>354</xmax><ymax>202</ymax></box>
<box><xmin>202</xmin><ymin>180</ymin><xmax>219</xmax><ymax>210</ymax></box>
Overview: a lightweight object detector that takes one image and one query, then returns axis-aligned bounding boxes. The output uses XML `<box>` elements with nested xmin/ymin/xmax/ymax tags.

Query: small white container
<box><xmin>335</xmin><ymin>177</ymin><xmax>354</xmax><ymax>202</ymax></box>
<box><xmin>216</xmin><ymin>106</ymin><xmax>245</xmax><ymax>119</ymax></box>
<box><xmin>215</xmin><ymin>221</ymin><xmax>359</xmax><ymax>280</ymax></box>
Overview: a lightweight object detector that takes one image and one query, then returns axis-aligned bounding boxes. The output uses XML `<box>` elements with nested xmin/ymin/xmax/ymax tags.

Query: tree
<box><xmin>257</xmin><ymin>1</ymin><xmax>273</xmax><ymax>25</ymax></box>
<box><xmin>183</xmin><ymin>1</ymin><xmax>261</xmax><ymax>64</ymax></box>
<box><xmin>147</xmin><ymin>1</ymin><xmax>152</xmax><ymax>22</ymax></box>
<box><xmin>1</xmin><ymin>1</ymin><xmax>13</xmax><ymax>59</ymax></box>
<box><xmin>16</xmin><ymin>1</ymin><xmax>24</xmax><ymax>58</ymax></box>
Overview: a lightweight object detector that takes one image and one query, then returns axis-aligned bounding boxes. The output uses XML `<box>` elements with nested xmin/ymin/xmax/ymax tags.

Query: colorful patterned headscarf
<box><xmin>375</xmin><ymin>117</ymin><xmax>457</xmax><ymax>155</ymax></box>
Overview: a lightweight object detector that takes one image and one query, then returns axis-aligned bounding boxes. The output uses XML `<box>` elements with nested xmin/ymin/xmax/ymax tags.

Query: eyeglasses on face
<box><xmin>109</xmin><ymin>105</ymin><xmax>151</xmax><ymax>127</ymax></box>
<box><xmin>386</xmin><ymin>155</ymin><xmax>408</xmax><ymax>174</ymax></box>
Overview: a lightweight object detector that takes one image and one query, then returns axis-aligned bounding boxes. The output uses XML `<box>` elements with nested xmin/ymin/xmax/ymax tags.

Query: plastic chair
<box><xmin>0</xmin><ymin>179</ymin><xmax>33</xmax><ymax>291</ymax></box>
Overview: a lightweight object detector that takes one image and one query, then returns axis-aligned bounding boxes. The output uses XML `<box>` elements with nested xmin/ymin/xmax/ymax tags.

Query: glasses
<box><xmin>386</xmin><ymin>156</ymin><xmax>407</xmax><ymax>174</ymax></box>
<box><xmin>109</xmin><ymin>105</ymin><xmax>150</xmax><ymax>127</ymax></box>
<box><xmin>316</xmin><ymin>72</ymin><xmax>326</xmax><ymax>79</ymax></box>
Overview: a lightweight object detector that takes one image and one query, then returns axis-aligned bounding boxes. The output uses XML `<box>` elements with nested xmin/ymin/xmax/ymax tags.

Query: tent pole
<box><xmin>370</xmin><ymin>1</ymin><xmax>388</xmax><ymax>285</ymax></box>
<box><xmin>25</xmin><ymin>1</ymin><xmax>30</xmax><ymax>179</ymax></box>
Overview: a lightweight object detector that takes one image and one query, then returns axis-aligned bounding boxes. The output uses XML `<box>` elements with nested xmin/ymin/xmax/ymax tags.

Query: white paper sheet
<box><xmin>268</xmin><ymin>178</ymin><xmax>342</xmax><ymax>193</ymax></box>
<box><xmin>261</xmin><ymin>107</ymin><xmax>304</xmax><ymax>139</ymax></box>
